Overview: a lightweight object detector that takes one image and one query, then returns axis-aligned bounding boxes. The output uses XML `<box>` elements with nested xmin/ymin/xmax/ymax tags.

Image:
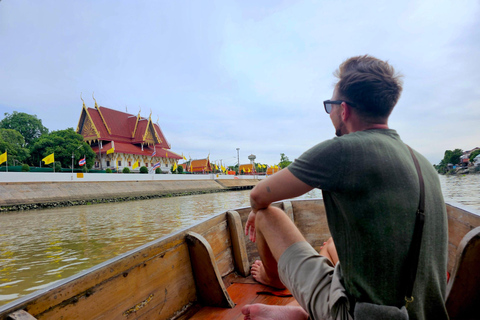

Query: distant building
<box><xmin>474</xmin><ymin>155</ymin><xmax>480</xmax><ymax>167</ymax></box>
<box><xmin>239</xmin><ymin>163</ymin><xmax>255</xmax><ymax>174</ymax></box>
<box><xmin>76</xmin><ymin>99</ymin><xmax>182</xmax><ymax>172</ymax></box>
<box><xmin>188</xmin><ymin>158</ymin><xmax>212</xmax><ymax>173</ymax></box>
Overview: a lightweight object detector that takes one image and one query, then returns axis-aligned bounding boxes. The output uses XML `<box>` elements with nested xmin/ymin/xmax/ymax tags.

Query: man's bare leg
<box><xmin>242</xmin><ymin>304</ymin><xmax>308</xmax><ymax>320</ymax></box>
<box><xmin>251</xmin><ymin>206</ymin><xmax>306</xmax><ymax>288</ymax></box>
<box><xmin>319</xmin><ymin>237</ymin><xmax>339</xmax><ymax>265</ymax></box>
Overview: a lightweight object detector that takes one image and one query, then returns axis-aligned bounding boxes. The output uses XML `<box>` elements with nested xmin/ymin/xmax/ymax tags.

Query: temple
<box><xmin>76</xmin><ymin>98</ymin><xmax>182</xmax><ymax>172</ymax></box>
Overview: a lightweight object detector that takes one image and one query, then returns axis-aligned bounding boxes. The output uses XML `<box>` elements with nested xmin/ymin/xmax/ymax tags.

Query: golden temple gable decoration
<box><xmin>132</xmin><ymin>108</ymin><xmax>141</xmax><ymax>139</ymax></box>
<box><xmin>142</xmin><ymin>113</ymin><xmax>162</xmax><ymax>146</ymax></box>
<box><xmin>76</xmin><ymin>94</ymin><xmax>100</xmax><ymax>143</ymax></box>
<box><xmin>93</xmin><ymin>93</ymin><xmax>111</xmax><ymax>135</ymax></box>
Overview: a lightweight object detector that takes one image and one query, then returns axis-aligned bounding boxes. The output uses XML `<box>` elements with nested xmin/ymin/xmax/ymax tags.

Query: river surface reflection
<box><xmin>1</xmin><ymin>175</ymin><xmax>479</xmax><ymax>306</ymax></box>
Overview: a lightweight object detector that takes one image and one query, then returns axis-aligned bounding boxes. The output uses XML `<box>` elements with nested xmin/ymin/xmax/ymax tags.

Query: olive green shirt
<box><xmin>288</xmin><ymin>129</ymin><xmax>448</xmax><ymax>320</ymax></box>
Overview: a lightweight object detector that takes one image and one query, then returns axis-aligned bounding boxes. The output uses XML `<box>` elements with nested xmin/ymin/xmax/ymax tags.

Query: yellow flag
<box><xmin>106</xmin><ymin>147</ymin><xmax>114</xmax><ymax>155</ymax></box>
<box><xmin>42</xmin><ymin>153</ymin><xmax>54</xmax><ymax>165</ymax></box>
<box><xmin>165</xmin><ymin>152</ymin><xmax>168</xmax><ymax>158</ymax></box>
<box><xmin>173</xmin><ymin>162</ymin><xmax>177</xmax><ymax>171</ymax></box>
<box><xmin>221</xmin><ymin>165</ymin><xmax>225</xmax><ymax>172</ymax></box>
<box><xmin>132</xmin><ymin>161</ymin><xmax>139</xmax><ymax>169</ymax></box>
<box><xmin>0</xmin><ymin>151</ymin><xmax>6</xmax><ymax>165</ymax></box>
<box><xmin>190</xmin><ymin>162</ymin><xmax>193</xmax><ymax>172</ymax></box>
<box><xmin>183</xmin><ymin>154</ymin><xmax>187</xmax><ymax>161</ymax></box>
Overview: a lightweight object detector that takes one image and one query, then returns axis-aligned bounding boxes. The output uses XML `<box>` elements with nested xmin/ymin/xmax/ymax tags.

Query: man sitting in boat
<box><xmin>243</xmin><ymin>55</ymin><xmax>448</xmax><ymax>320</ymax></box>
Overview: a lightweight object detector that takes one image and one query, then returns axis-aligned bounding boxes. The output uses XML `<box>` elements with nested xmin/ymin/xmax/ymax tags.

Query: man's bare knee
<box><xmin>255</xmin><ymin>206</ymin><xmax>305</xmax><ymax>261</ymax></box>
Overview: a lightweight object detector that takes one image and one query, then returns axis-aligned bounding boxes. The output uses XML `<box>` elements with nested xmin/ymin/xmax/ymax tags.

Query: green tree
<box><xmin>436</xmin><ymin>149</ymin><xmax>464</xmax><ymax>173</ymax></box>
<box><xmin>469</xmin><ymin>150</ymin><xmax>480</xmax><ymax>163</ymax></box>
<box><xmin>0</xmin><ymin>112</ymin><xmax>48</xmax><ymax>146</ymax></box>
<box><xmin>140</xmin><ymin>166</ymin><xmax>148</xmax><ymax>173</ymax></box>
<box><xmin>0</xmin><ymin>128</ymin><xmax>30</xmax><ymax>165</ymax></box>
<box><xmin>29</xmin><ymin>128</ymin><xmax>96</xmax><ymax>168</ymax></box>
<box><xmin>122</xmin><ymin>167</ymin><xmax>130</xmax><ymax>173</ymax></box>
<box><xmin>278</xmin><ymin>153</ymin><xmax>292</xmax><ymax>169</ymax></box>
<box><xmin>177</xmin><ymin>165</ymin><xmax>184</xmax><ymax>173</ymax></box>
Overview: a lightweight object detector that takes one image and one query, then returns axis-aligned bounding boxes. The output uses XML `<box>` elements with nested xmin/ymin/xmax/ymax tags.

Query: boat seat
<box><xmin>445</xmin><ymin>226</ymin><xmax>480</xmax><ymax>319</ymax></box>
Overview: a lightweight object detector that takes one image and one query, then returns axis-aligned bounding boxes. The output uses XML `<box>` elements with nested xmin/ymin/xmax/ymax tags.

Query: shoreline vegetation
<box><xmin>434</xmin><ymin>148</ymin><xmax>480</xmax><ymax>175</ymax></box>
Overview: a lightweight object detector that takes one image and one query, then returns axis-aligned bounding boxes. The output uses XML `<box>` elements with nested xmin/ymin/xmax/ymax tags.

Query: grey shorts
<box><xmin>278</xmin><ymin>241</ymin><xmax>352</xmax><ymax>320</ymax></box>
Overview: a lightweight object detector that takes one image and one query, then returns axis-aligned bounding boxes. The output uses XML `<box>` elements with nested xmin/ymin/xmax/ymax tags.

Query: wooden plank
<box><xmin>202</xmin><ymin>221</ymin><xmax>234</xmax><ymax>277</ymax></box>
<box><xmin>186</xmin><ymin>232</ymin><xmax>235</xmax><ymax>308</ymax></box>
<box><xmin>291</xmin><ymin>199</ymin><xmax>330</xmax><ymax>251</ymax></box>
<box><xmin>227</xmin><ymin>211</ymin><xmax>251</xmax><ymax>277</ymax></box>
<box><xmin>446</xmin><ymin>226</ymin><xmax>480</xmax><ymax>320</ymax></box>
<box><xmin>7</xmin><ymin>310</ymin><xmax>37</xmax><ymax>320</ymax></box>
<box><xmin>190</xmin><ymin>283</ymin><xmax>296</xmax><ymax>320</ymax></box>
<box><xmin>37</xmin><ymin>244</ymin><xmax>197</xmax><ymax>320</ymax></box>
<box><xmin>283</xmin><ymin>201</ymin><xmax>294</xmax><ymax>222</ymax></box>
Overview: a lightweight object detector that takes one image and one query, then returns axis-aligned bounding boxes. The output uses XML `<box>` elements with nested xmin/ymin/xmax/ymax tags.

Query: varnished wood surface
<box><xmin>445</xmin><ymin>226</ymin><xmax>480</xmax><ymax>319</ymax></box>
<box><xmin>186</xmin><ymin>232</ymin><xmax>235</xmax><ymax>308</ymax></box>
<box><xmin>189</xmin><ymin>282</ymin><xmax>296</xmax><ymax>320</ymax></box>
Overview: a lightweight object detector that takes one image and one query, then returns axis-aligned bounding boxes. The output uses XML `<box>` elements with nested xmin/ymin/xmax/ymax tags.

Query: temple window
<box><xmin>106</xmin><ymin>161</ymin><xmax>110</xmax><ymax>167</ymax></box>
<box><xmin>146</xmin><ymin>163</ymin><xmax>148</xmax><ymax>167</ymax></box>
<box><xmin>118</xmin><ymin>161</ymin><xmax>122</xmax><ymax>166</ymax></box>
<box><xmin>128</xmin><ymin>161</ymin><xmax>131</xmax><ymax>166</ymax></box>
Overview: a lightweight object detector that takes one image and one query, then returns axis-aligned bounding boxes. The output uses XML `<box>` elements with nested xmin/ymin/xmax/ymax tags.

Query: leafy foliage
<box><xmin>469</xmin><ymin>149</ymin><xmax>480</xmax><ymax>163</ymax></box>
<box><xmin>122</xmin><ymin>167</ymin><xmax>130</xmax><ymax>173</ymax></box>
<box><xmin>105</xmin><ymin>168</ymin><xmax>112</xmax><ymax>173</ymax></box>
<box><xmin>278</xmin><ymin>153</ymin><xmax>292</xmax><ymax>169</ymax></box>
<box><xmin>29</xmin><ymin>128</ymin><xmax>96</xmax><ymax>168</ymax></box>
<box><xmin>0</xmin><ymin>128</ymin><xmax>30</xmax><ymax>165</ymax></box>
<box><xmin>140</xmin><ymin>166</ymin><xmax>148</xmax><ymax>174</ymax></box>
<box><xmin>436</xmin><ymin>149</ymin><xmax>464</xmax><ymax>173</ymax></box>
<box><xmin>21</xmin><ymin>164</ymin><xmax>30</xmax><ymax>172</ymax></box>
<box><xmin>0</xmin><ymin>112</ymin><xmax>48</xmax><ymax>146</ymax></box>
<box><xmin>155</xmin><ymin>167</ymin><xmax>161</xmax><ymax>174</ymax></box>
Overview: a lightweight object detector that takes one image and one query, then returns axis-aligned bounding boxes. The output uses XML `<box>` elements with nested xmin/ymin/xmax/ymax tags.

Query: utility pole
<box><xmin>236</xmin><ymin>148</ymin><xmax>240</xmax><ymax>175</ymax></box>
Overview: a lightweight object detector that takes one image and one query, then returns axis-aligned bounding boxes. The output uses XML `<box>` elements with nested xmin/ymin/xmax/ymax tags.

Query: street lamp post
<box><xmin>72</xmin><ymin>145</ymin><xmax>83</xmax><ymax>174</ymax></box>
<box><xmin>236</xmin><ymin>148</ymin><xmax>240</xmax><ymax>175</ymax></box>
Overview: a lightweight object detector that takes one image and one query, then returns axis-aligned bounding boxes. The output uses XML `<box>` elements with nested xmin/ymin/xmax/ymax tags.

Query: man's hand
<box><xmin>245</xmin><ymin>210</ymin><xmax>257</xmax><ymax>242</ymax></box>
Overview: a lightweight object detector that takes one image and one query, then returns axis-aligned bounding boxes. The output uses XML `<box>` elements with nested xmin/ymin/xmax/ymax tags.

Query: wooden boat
<box><xmin>1</xmin><ymin>199</ymin><xmax>479</xmax><ymax>320</ymax></box>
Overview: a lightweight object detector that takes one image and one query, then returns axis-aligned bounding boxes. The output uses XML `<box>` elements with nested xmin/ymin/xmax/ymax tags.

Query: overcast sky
<box><xmin>1</xmin><ymin>0</ymin><xmax>479</xmax><ymax>167</ymax></box>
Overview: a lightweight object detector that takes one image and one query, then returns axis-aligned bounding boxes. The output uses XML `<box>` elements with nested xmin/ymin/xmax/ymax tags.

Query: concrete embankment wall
<box><xmin>0</xmin><ymin>172</ymin><xmax>264</xmax><ymax>210</ymax></box>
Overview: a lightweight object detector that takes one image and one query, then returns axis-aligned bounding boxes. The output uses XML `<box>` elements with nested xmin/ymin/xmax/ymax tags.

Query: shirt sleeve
<box><xmin>287</xmin><ymin>137</ymin><xmax>344</xmax><ymax>191</ymax></box>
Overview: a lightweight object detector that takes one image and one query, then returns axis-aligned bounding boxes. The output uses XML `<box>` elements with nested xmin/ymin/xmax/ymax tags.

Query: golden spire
<box><xmin>80</xmin><ymin>92</ymin><xmax>86</xmax><ymax>108</ymax></box>
<box><xmin>92</xmin><ymin>92</ymin><xmax>98</xmax><ymax>109</ymax></box>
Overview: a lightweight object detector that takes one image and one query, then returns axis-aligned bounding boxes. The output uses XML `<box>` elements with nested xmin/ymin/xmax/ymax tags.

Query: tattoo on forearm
<box><xmin>266</xmin><ymin>186</ymin><xmax>271</xmax><ymax>193</ymax></box>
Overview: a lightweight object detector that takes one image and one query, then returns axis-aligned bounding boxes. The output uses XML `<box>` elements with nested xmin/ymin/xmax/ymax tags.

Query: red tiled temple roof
<box><xmin>78</xmin><ymin>104</ymin><xmax>183</xmax><ymax>158</ymax></box>
<box><xmin>85</xmin><ymin>106</ymin><xmax>170</xmax><ymax>148</ymax></box>
<box><xmin>190</xmin><ymin>159</ymin><xmax>211</xmax><ymax>172</ymax></box>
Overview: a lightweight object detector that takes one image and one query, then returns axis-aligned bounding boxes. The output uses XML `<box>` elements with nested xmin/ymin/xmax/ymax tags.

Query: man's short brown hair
<box><xmin>334</xmin><ymin>55</ymin><xmax>403</xmax><ymax>122</ymax></box>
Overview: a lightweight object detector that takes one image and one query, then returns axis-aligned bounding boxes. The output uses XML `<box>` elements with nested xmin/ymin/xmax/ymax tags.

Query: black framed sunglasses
<box><xmin>323</xmin><ymin>100</ymin><xmax>356</xmax><ymax>114</ymax></box>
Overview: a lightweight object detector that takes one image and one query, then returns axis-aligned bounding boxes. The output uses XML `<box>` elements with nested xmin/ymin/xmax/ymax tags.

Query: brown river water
<box><xmin>0</xmin><ymin>174</ymin><xmax>479</xmax><ymax>306</ymax></box>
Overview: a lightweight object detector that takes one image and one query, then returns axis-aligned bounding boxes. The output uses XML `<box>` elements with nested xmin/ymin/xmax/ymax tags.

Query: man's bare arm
<box><xmin>250</xmin><ymin>168</ymin><xmax>313</xmax><ymax>212</ymax></box>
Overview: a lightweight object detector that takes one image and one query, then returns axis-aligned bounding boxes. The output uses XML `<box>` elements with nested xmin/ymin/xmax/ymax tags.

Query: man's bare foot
<box><xmin>242</xmin><ymin>304</ymin><xmax>309</xmax><ymax>320</ymax></box>
<box><xmin>251</xmin><ymin>260</ymin><xmax>285</xmax><ymax>289</ymax></box>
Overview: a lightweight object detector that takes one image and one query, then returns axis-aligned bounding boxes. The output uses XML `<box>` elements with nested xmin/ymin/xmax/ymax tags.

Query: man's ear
<box><xmin>340</xmin><ymin>102</ymin><xmax>351</xmax><ymax>121</ymax></box>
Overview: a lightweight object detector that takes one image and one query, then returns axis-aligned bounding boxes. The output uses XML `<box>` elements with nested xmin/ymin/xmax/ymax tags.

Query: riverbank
<box><xmin>0</xmin><ymin>175</ymin><xmax>263</xmax><ymax>212</ymax></box>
